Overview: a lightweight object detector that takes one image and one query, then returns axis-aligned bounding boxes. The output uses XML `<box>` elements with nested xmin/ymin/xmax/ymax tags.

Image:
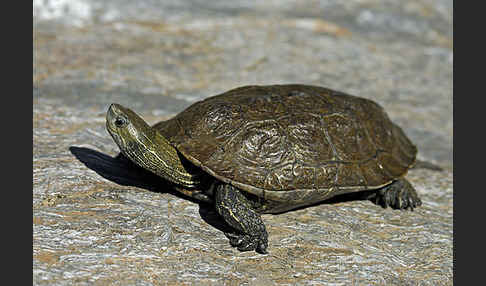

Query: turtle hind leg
<box><xmin>370</xmin><ymin>178</ymin><xmax>422</xmax><ymax>211</ymax></box>
<box><xmin>214</xmin><ymin>183</ymin><xmax>268</xmax><ymax>254</ymax></box>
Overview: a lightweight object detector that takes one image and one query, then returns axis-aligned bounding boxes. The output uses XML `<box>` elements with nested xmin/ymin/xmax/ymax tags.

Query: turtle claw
<box><xmin>224</xmin><ymin>232</ymin><xmax>268</xmax><ymax>254</ymax></box>
<box><xmin>374</xmin><ymin>179</ymin><xmax>422</xmax><ymax>211</ymax></box>
<box><xmin>225</xmin><ymin>232</ymin><xmax>244</xmax><ymax>247</ymax></box>
<box><xmin>256</xmin><ymin>239</ymin><xmax>268</xmax><ymax>254</ymax></box>
<box><xmin>236</xmin><ymin>236</ymin><xmax>256</xmax><ymax>252</ymax></box>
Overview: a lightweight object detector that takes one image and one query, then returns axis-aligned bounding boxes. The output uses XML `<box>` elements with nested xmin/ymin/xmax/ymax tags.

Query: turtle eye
<box><xmin>114</xmin><ymin>116</ymin><xmax>128</xmax><ymax>128</ymax></box>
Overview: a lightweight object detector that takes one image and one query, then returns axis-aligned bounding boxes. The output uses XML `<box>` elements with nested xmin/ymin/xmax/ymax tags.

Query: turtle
<box><xmin>106</xmin><ymin>84</ymin><xmax>423</xmax><ymax>254</ymax></box>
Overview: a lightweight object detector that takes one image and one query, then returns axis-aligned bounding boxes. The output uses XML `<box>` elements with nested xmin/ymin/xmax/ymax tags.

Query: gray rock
<box><xmin>34</xmin><ymin>0</ymin><xmax>452</xmax><ymax>284</ymax></box>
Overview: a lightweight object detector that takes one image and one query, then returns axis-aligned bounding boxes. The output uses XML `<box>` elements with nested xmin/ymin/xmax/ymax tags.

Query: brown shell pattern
<box><xmin>154</xmin><ymin>85</ymin><xmax>416</xmax><ymax>202</ymax></box>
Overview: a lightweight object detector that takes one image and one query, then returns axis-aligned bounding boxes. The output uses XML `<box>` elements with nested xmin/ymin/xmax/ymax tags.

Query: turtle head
<box><xmin>106</xmin><ymin>104</ymin><xmax>154</xmax><ymax>150</ymax></box>
<box><xmin>106</xmin><ymin>103</ymin><xmax>201</xmax><ymax>188</ymax></box>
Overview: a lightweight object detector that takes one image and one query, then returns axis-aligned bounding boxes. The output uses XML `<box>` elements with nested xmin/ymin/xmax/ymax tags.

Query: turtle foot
<box><xmin>225</xmin><ymin>232</ymin><xmax>268</xmax><ymax>254</ymax></box>
<box><xmin>215</xmin><ymin>183</ymin><xmax>269</xmax><ymax>254</ymax></box>
<box><xmin>373</xmin><ymin>179</ymin><xmax>422</xmax><ymax>211</ymax></box>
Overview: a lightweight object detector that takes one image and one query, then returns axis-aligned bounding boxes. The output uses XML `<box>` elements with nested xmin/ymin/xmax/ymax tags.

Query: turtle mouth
<box><xmin>106</xmin><ymin>104</ymin><xmax>118</xmax><ymax>125</ymax></box>
<box><xmin>106</xmin><ymin>104</ymin><xmax>128</xmax><ymax>149</ymax></box>
<box><xmin>106</xmin><ymin>103</ymin><xmax>125</xmax><ymax>134</ymax></box>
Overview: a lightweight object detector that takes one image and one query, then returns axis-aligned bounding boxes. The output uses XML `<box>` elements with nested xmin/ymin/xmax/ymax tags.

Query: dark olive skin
<box><xmin>106</xmin><ymin>84</ymin><xmax>422</xmax><ymax>254</ymax></box>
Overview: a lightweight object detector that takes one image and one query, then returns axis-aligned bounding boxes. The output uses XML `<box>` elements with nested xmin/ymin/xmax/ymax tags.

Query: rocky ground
<box><xmin>34</xmin><ymin>0</ymin><xmax>452</xmax><ymax>285</ymax></box>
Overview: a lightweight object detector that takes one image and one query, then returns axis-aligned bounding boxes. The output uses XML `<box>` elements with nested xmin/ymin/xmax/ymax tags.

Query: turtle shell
<box><xmin>154</xmin><ymin>85</ymin><xmax>416</xmax><ymax>204</ymax></box>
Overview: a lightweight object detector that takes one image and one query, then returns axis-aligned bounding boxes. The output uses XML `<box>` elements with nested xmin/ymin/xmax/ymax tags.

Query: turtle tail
<box><xmin>412</xmin><ymin>159</ymin><xmax>443</xmax><ymax>171</ymax></box>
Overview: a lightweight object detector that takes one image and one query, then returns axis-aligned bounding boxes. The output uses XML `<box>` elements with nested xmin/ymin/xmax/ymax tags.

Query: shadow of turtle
<box><xmin>69</xmin><ymin>146</ymin><xmax>165</xmax><ymax>190</ymax></box>
<box><xmin>69</xmin><ymin>146</ymin><xmax>229</xmax><ymax>231</ymax></box>
<box><xmin>69</xmin><ymin>146</ymin><xmax>206</xmax><ymax>203</ymax></box>
<box><xmin>68</xmin><ymin>146</ymin><xmax>376</xmax><ymax>234</ymax></box>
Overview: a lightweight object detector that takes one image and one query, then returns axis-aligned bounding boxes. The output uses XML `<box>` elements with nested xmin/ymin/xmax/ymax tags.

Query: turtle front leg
<box><xmin>370</xmin><ymin>178</ymin><xmax>422</xmax><ymax>210</ymax></box>
<box><xmin>214</xmin><ymin>184</ymin><xmax>268</xmax><ymax>254</ymax></box>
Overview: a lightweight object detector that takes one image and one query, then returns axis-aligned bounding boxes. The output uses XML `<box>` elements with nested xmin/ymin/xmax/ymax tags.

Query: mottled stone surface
<box><xmin>34</xmin><ymin>0</ymin><xmax>452</xmax><ymax>285</ymax></box>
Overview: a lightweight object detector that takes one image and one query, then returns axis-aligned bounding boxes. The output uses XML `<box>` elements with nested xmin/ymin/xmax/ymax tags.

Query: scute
<box><xmin>154</xmin><ymin>85</ymin><xmax>416</xmax><ymax>201</ymax></box>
